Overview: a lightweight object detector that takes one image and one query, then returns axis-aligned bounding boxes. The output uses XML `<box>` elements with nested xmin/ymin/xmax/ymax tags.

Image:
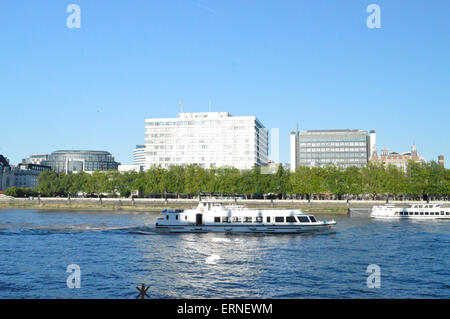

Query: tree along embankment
<box><xmin>0</xmin><ymin>197</ymin><xmax>445</xmax><ymax>214</ymax></box>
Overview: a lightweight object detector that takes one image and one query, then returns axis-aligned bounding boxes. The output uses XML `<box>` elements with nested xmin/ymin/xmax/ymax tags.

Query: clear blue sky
<box><xmin>1</xmin><ymin>1</ymin><xmax>449</xmax><ymax>167</ymax></box>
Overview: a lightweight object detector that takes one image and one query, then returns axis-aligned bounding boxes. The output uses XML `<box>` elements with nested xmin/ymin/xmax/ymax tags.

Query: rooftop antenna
<box><xmin>296</xmin><ymin>123</ymin><xmax>299</xmax><ymax>134</ymax></box>
<box><xmin>178</xmin><ymin>100</ymin><xmax>183</xmax><ymax>113</ymax></box>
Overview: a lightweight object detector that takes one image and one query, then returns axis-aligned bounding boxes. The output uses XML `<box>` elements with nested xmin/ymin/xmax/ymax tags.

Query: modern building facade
<box><xmin>290</xmin><ymin>129</ymin><xmax>375</xmax><ymax>171</ymax></box>
<box><xmin>144</xmin><ymin>112</ymin><xmax>268</xmax><ymax>170</ymax></box>
<box><xmin>28</xmin><ymin>150</ymin><xmax>119</xmax><ymax>173</ymax></box>
<box><xmin>133</xmin><ymin>145</ymin><xmax>146</xmax><ymax>166</ymax></box>
<box><xmin>370</xmin><ymin>144</ymin><xmax>425</xmax><ymax>171</ymax></box>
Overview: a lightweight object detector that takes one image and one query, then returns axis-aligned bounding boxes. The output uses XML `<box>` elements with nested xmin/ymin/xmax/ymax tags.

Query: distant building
<box><xmin>290</xmin><ymin>129</ymin><xmax>374</xmax><ymax>171</ymax></box>
<box><xmin>133</xmin><ymin>145</ymin><xmax>146</xmax><ymax>166</ymax></box>
<box><xmin>28</xmin><ymin>150</ymin><xmax>120</xmax><ymax>173</ymax></box>
<box><xmin>26</xmin><ymin>154</ymin><xmax>49</xmax><ymax>165</ymax></box>
<box><xmin>144</xmin><ymin>112</ymin><xmax>268</xmax><ymax>170</ymax></box>
<box><xmin>0</xmin><ymin>155</ymin><xmax>12</xmax><ymax>191</ymax></box>
<box><xmin>1</xmin><ymin>156</ymin><xmax>51</xmax><ymax>190</ymax></box>
<box><xmin>438</xmin><ymin>155</ymin><xmax>444</xmax><ymax>168</ymax></box>
<box><xmin>118</xmin><ymin>164</ymin><xmax>144</xmax><ymax>173</ymax></box>
<box><xmin>261</xmin><ymin>160</ymin><xmax>282</xmax><ymax>174</ymax></box>
<box><xmin>12</xmin><ymin>163</ymin><xmax>52</xmax><ymax>189</ymax></box>
<box><xmin>370</xmin><ymin>144</ymin><xmax>425</xmax><ymax>171</ymax></box>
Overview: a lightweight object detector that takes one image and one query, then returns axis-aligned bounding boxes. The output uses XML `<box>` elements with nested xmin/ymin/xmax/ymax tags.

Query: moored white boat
<box><xmin>155</xmin><ymin>201</ymin><xmax>336</xmax><ymax>233</ymax></box>
<box><xmin>370</xmin><ymin>203</ymin><xmax>450</xmax><ymax>219</ymax></box>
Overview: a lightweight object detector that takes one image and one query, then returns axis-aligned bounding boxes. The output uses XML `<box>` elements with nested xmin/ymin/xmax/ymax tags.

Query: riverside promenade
<box><xmin>0</xmin><ymin>195</ymin><xmax>447</xmax><ymax>214</ymax></box>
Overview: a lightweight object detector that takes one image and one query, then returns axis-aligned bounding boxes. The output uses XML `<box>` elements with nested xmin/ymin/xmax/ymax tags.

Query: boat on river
<box><xmin>155</xmin><ymin>201</ymin><xmax>336</xmax><ymax>233</ymax></box>
<box><xmin>371</xmin><ymin>203</ymin><xmax>450</xmax><ymax>219</ymax></box>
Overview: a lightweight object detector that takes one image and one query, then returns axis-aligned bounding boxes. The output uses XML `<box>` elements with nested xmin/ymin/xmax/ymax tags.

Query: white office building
<box><xmin>133</xmin><ymin>145</ymin><xmax>146</xmax><ymax>166</ymax></box>
<box><xmin>144</xmin><ymin>112</ymin><xmax>268</xmax><ymax>170</ymax></box>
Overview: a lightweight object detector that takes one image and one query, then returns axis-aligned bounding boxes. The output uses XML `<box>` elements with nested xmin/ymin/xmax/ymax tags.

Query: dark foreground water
<box><xmin>0</xmin><ymin>209</ymin><xmax>448</xmax><ymax>298</ymax></box>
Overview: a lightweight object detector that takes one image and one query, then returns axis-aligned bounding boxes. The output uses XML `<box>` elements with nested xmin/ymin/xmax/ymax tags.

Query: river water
<box><xmin>0</xmin><ymin>209</ymin><xmax>448</xmax><ymax>298</ymax></box>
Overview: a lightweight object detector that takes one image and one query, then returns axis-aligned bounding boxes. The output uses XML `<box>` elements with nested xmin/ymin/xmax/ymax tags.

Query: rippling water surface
<box><xmin>0</xmin><ymin>209</ymin><xmax>448</xmax><ymax>298</ymax></box>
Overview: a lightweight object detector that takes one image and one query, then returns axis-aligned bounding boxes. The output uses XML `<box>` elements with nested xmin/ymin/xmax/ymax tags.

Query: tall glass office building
<box><xmin>40</xmin><ymin>150</ymin><xmax>119</xmax><ymax>173</ymax></box>
<box><xmin>144</xmin><ymin>112</ymin><xmax>268</xmax><ymax>170</ymax></box>
<box><xmin>290</xmin><ymin>129</ymin><xmax>375</xmax><ymax>171</ymax></box>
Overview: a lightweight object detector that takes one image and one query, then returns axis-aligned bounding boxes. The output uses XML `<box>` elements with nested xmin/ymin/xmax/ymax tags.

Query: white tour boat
<box><xmin>371</xmin><ymin>203</ymin><xmax>450</xmax><ymax>219</ymax></box>
<box><xmin>155</xmin><ymin>201</ymin><xmax>336</xmax><ymax>233</ymax></box>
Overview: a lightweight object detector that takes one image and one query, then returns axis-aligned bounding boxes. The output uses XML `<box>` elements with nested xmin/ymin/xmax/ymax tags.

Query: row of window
<box><xmin>146</xmin><ymin>121</ymin><xmax>255</xmax><ymax>127</ymax></box>
<box><xmin>212</xmin><ymin>215</ymin><xmax>317</xmax><ymax>223</ymax></box>
<box><xmin>398</xmin><ymin>211</ymin><xmax>449</xmax><ymax>216</ymax></box>
<box><xmin>300</xmin><ymin>142</ymin><xmax>366</xmax><ymax>147</ymax></box>
<box><xmin>299</xmin><ymin>153</ymin><xmax>367</xmax><ymax>158</ymax></box>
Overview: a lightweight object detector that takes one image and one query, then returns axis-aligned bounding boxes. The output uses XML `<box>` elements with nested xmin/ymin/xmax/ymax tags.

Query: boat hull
<box><xmin>370</xmin><ymin>215</ymin><xmax>450</xmax><ymax>220</ymax></box>
<box><xmin>156</xmin><ymin>222</ymin><xmax>336</xmax><ymax>234</ymax></box>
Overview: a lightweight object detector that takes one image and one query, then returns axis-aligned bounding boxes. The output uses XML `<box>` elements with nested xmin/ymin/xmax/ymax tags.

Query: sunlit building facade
<box><xmin>290</xmin><ymin>129</ymin><xmax>374</xmax><ymax>171</ymax></box>
<box><xmin>144</xmin><ymin>112</ymin><xmax>268</xmax><ymax>169</ymax></box>
<box><xmin>133</xmin><ymin>145</ymin><xmax>146</xmax><ymax>166</ymax></box>
<box><xmin>370</xmin><ymin>144</ymin><xmax>425</xmax><ymax>171</ymax></box>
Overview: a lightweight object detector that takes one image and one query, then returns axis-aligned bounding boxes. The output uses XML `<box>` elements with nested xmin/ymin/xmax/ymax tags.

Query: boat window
<box><xmin>214</xmin><ymin>217</ymin><xmax>220</xmax><ymax>223</ymax></box>
<box><xmin>430</xmin><ymin>212</ymin><xmax>434</xmax><ymax>215</ymax></box>
<box><xmin>420</xmin><ymin>212</ymin><xmax>424</xmax><ymax>215</ymax></box>
<box><xmin>286</xmin><ymin>216</ymin><xmax>296</xmax><ymax>223</ymax></box>
<box><xmin>166</xmin><ymin>215</ymin><xmax>169</xmax><ymax>220</ymax></box>
<box><xmin>255</xmin><ymin>217</ymin><xmax>263</xmax><ymax>223</ymax></box>
<box><xmin>275</xmin><ymin>217</ymin><xmax>284</xmax><ymax>223</ymax></box>
<box><xmin>185</xmin><ymin>216</ymin><xmax>187</xmax><ymax>220</ymax></box>
<box><xmin>415</xmin><ymin>212</ymin><xmax>418</xmax><ymax>215</ymax></box>
<box><xmin>298</xmin><ymin>216</ymin><xmax>310</xmax><ymax>223</ymax></box>
<box><xmin>232</xmin><ymin>217</ymin><xmax>242</xmax><ymax>223</ymax></box>
<box><xmin>441</xmin><ymin>212</ymin><xmax>444</xmax><ymax>215</ymax></box>
<box><xmin>446</xmin><ymin>212</ymin><xmax>449</xmax><ymax>215</ymax></box>
<box><xmin>222</xmin><ymin>217</ymin><xmax>231</xmax><ymax>223</ymax></box>
<box><xmin>309</xmin><ymin>216</ymin><xmax>317</xmax><ymax>222</ymax></box>
<box><xmin>425</xmin><ymin>212</ymin><xmax>429</xmax><ymax>215</ymax></box>
<box><xmin>176</xmin><ymin>215</ymin><xmax>178</xmax><ymax>220</ymax></box>
<box><xmin>266</xmin><ymin>216</ymin><xmax>271</xmax><ymax>223</ymax></box>
<box><xmin>409</xmin><ymin>212</ymin><xmax>413</xmax><ymax>215</ymax></box>
<box><xmin>244</xmin><ymin>217</ymin><xmax>252</xmax><ymax>223</ymax></box>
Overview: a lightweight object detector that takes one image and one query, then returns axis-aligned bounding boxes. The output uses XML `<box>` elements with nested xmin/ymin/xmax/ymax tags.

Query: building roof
<box><xmin>51</xmin><ymin>150</ymin><xmax>112</xmax><ymax>155</ymax></box>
